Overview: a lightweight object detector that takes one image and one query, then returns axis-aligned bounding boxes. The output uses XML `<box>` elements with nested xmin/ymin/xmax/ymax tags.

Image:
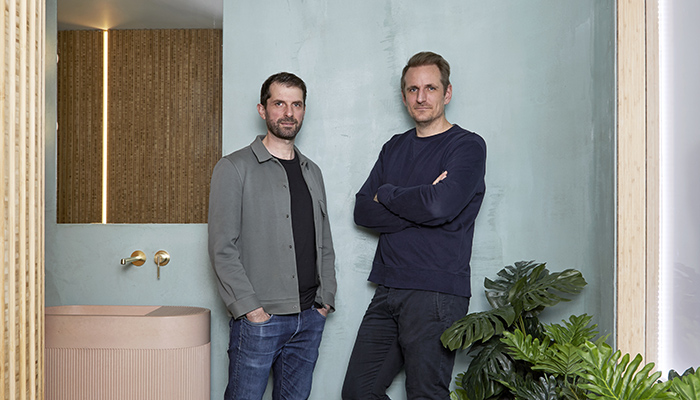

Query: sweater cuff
<box><xmin>376</xmin><ymin>184</ymin><xmax>395</xmax><ymax>206</ymax></box>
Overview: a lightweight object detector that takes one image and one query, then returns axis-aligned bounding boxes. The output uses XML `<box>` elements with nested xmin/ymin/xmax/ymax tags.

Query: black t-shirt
<box><xmin>277</xmin><ymin>155</ymin><xmax>318</xmax><ymax>310</ymax></box>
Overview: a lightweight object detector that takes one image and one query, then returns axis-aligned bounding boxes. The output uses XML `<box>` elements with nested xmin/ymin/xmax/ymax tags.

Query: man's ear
<box><xmin>443</xmin><ymin>84</ymin><xmax>453</xmax><ymax>105</ymax></box>
<box><xmin>401</xmin><ymin>90</ymin><xmax>407</xmax><ymax>106</ymax></box>
<box><xmin>257</xmin><ymin>103</ymin><xmax>266</xmax><ymax>120</ymax></box>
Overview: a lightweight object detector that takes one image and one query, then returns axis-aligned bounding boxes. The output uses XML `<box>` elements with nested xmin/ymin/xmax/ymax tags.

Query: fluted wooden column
<box><xmin>1</xmin><ymin>0</ymin><xmax>46</xmax><ymax>399</ymax></box>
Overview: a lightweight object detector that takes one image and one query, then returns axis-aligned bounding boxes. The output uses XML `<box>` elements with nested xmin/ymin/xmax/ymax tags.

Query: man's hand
<box><xmin>316</xmin><ymin>304</ymin><xmax>331</xmax><ymax>317</ymax></box>
<box><xmin>432</xmin><ymin>171</ymin><xmax>448</xmax><ymax>185</ymax></box>
<box><xmin>245</xmin><ymin>307</ymin><xmax>271</xmax><ymax>323</ymax></box>
<box><xmin>373</xmin><ymin>170</ymin><xmax>446</xmax><ymax>202</ymax></box>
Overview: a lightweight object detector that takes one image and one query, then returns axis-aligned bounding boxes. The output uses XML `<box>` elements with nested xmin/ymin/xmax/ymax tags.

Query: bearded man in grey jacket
<box><xmin>208</xmin><ymin>72</ymin><xmax>336</xmax><ymax>400</ymax></box>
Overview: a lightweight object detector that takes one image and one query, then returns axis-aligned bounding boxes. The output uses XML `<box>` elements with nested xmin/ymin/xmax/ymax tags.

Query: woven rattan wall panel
<box><xmin>107</xmin><ymin>29</ymin><xmax>222</xmax><ymax>223</ymax></box>
<box><xmin>57</xmin><ymin>31</ymin><xmax>104</xmax><ymax>224</ymax></box>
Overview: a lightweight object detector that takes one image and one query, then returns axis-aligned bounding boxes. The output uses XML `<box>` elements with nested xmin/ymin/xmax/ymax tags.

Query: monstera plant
<box><xmin>668</xmin><ymin>367</ymin><xmax>700</xmax><ymax>400</ymax></box>
<box><xmin>441</xmin><ymin>260</ymin><xmax>700</xmax><ymax>400</ymax></box>
<box><xmin>441</xmin><ymin>260</ymin><xmax>588</xmax><ymax>400</ymax></box>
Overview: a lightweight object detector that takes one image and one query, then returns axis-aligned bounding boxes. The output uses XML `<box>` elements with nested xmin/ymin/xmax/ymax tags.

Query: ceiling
<box><xmin>57</xmin><ymin>0</ymin><xmax>223</xmax><ymax>30</ymax></box>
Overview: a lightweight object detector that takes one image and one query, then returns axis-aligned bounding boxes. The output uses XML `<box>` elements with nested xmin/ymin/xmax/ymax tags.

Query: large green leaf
<box><xmin>485</xmin><ymin>261</ymin><xmax>542</xmax><ymax>309</ymax></box>
<box><xmin>511</xmin><ymin>266</ymin><xmax>587</xmax><ymax>313</ymax></box>
<box><xmin>669</xmin><ymin>367</ymin><xmax>700</xmax><ymax>400</ymax></box>
<box><xmin>536</xmin><ymin>343</ymin><xmax>587</xmax><ymax>378</ymax></box>
<box><xmin>501</xmin><ymin>329</ymin><xmax>547</xmax><ymax>365</ymax></box>
<box><xmin>577</xmin><ymin>342</ymin><xmax>674</xmax><ymax>400</ymax></box>
<box><xmin>441</xmin><ymin>306</ymin><xmax>516</xmax><ymax>351</ymax></box>
<box><xmin>459</xmin><ymin>338</ymin><xmax>512</xmax><ymax>400</ymax></box>
<box><xmin>484</xmin><ymin>261</ymin><xmax>587</xmax><ymax>314</ymax></box>
<box><xmin>501</xmin><ymin>329</ymin><xmax>586</xmax><ymax>378</ymax></box>
<box><xmin>497</xmin><ymin>373</ymin><xmax>560</xmax><ymax>400</ymax></box>
<box><xmin>559</xmin><ymin>382</ymin><xmax>589</xmax><ymax>400</ymax></box>
<box><xmin>667</xmin><ymin>367</ymin><xmax>695</xmax><ymax>381</ymax></box>
<box><xmin>450</xmin><ymin>388</ymin><xmax>470</xmax><ymax>400</ymax></box>
<box><xmin>539</xmin><ymin>315</ymin><xmax>599</xmax><ymax>378</ymax></box>
<box><xmin>543</xmin><ymin>314</ymin><xmax>598</xmax><ymax>346</ymax></box>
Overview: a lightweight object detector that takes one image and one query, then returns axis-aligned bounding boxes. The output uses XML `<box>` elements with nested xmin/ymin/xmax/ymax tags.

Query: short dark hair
<box><xmin>260</xmin><ymin>72</ymin><xmax>307</xmax><ymax>106</ymax></box>
<box><xmin>400</xmin><ymin>51</ymin><xmax>451</xmax><ymax>93</ymax></box>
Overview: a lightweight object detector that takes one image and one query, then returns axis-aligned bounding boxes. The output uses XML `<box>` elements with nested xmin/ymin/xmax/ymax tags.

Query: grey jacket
<box><xmin>208</xmin><ymin>136</ymin><xmax>336</xmax><ymax>319</ymax></box>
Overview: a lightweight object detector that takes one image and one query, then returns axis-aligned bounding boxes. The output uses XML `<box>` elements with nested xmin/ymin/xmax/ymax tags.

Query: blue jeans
<box><xmin>225</xmin><ymin>307</ymin><xmax>327</xmax><ymax>400</ymax></box>
<box><xmin>342</xmin><ymin>285</ymin><xmax>470</xmax><ymax>400</ymax></box>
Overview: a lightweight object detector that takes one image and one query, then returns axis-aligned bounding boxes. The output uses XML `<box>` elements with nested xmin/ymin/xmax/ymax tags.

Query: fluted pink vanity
<box><xmin>45</xmin><ymin>305</ymin><xmax>210</xmax><ymax>400</ymax></box>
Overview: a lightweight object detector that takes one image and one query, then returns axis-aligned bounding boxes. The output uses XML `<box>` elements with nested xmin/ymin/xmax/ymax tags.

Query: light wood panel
<box><xmin>107</xmin><ymin>29</ymin><xmax>222</xmax><ymax>223</ymax></box>
<box><xmin>1</xmin><ymin>0</ymin><xmax>46</xmax><ymax>399</ymax></box>
<box><xmin>645</xmin><ymin>0</ymin><xmax>660</xmax><ymax>366</ymax></box>
<box><xmin>617</xmin><ymin>0</ymin><xmax>656</xmax><ymax>360</ymax></box>
<box><xmin>56</xmin><ymin>31</ymin><xmax>104</xmax><ymax>224</ymax></box>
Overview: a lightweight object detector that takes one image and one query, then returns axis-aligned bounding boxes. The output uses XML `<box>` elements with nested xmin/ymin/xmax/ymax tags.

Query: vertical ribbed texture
<box><xmin>56</xmin><ymin>30</ymin><xmax>104</xmax><ymax>224</ymax></box>
<box><xmin>1</xmin><ymin>0</ymin><xmax>46</xmax><ymax>399</ymax></box>
<box><xmin>46</xmin><ymin>344</ymin><xmax>210</xmax><ymax>400</ymax></box>
<box><xmin>107</xmin><ymin>29</ymin><xmax>222</xmax><ymax>223</ymax></box>
<box><xmin>56</xmin><ymin>29</ymin><xmax>222</xmax><ymax>224</ymax></box>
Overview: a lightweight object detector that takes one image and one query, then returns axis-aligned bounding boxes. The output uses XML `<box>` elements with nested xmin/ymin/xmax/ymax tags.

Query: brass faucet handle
<box><xmin>154</xmin><ymin>250</ymin><xmax>170</xmax><ymax>266</ymax></box>
<box><xmin>154</xmin><ymin>250</ymin><xmax>170</xmax><ymax>280</ymax></box>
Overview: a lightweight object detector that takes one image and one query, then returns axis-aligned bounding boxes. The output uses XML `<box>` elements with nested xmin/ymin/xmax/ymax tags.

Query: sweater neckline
<box><xmin>412</xmin><ymin>124</ymin><xmax>459</xmax><ymax>141</ymax></box>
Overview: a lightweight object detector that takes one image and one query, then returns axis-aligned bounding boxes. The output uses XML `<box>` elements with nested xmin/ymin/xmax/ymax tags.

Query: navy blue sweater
<box><xmin>354</xmin><ymin>124</ymin><xmax>486</xmax><ymax>297</ymax></box>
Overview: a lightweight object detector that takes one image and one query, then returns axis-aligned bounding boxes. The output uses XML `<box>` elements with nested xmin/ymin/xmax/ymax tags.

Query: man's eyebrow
<box><xmin>407</xmin><ymin>83</ymin><xmax>439</xmax><ymax>88</ymax></box>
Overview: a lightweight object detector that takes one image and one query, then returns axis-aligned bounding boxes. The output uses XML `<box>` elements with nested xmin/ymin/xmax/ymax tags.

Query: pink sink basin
<box><xmin>45</xmin><ymin>305</ymin><xmax>210</xmax><ymax>349</ymax></box>
<box><xmin>46</xmin><ymin>305</ymin><xmax>211</xmax><ymax>400</ymax></box>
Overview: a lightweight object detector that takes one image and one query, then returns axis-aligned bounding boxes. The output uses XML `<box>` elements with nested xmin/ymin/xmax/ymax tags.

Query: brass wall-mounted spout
<box><xmin>120</xmin><ymin>250</ymin><xmax>146</xmax><ymax>266</ymax></box>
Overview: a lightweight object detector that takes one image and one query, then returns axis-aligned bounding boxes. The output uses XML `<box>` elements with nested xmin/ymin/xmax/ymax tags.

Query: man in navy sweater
<box><xmin>342</xmin><ymin>52</ymin><xmax>486</xmax><ymax>399</ymax></box>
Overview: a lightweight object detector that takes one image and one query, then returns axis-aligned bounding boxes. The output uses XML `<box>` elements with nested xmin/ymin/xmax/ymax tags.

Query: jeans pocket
<box><xmin>242</xmin><ymin>314</ymin><xmax>274</xmax><ymax>326</ymax></box>
<box><xmin>310</xmin><ymin>305</ymin><xmax>328</xmax><ymax>319</ymax></box>
<box><xmin>436</xmin><ymin>292</ymin><xmax>470</xmax><ymax>325</ymax></box>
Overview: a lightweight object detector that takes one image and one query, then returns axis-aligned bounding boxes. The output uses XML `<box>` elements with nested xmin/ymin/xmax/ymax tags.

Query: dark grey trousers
<box><xmin>342</xmin><ymin>285</ymin><xmax>470</xmax><ymax>400</ymax></box>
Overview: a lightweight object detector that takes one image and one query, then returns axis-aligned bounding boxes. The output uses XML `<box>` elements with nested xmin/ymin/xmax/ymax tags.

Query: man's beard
<box><xmin>408</xmin><ymin>104</ymin><xmax>444</xmax><ymax>127</ymax></box>
<box><xmin>267</xmin><ymin>116</ymin><xmax>303</xmax><ymax>140</ymax></box>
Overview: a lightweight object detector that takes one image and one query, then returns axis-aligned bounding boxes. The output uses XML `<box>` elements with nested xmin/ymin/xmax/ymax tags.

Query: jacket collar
<box><xmin>251</xmin><ymin>135</ymin><xmax>308</xmax><ymax>167</ymax></box>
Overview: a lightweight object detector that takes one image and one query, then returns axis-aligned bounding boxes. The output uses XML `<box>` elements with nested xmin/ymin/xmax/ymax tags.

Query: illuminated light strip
<box><xmin>102</xmin><ymin>30</ymin><xmax>109</xmax><ymax>224</ymax></box>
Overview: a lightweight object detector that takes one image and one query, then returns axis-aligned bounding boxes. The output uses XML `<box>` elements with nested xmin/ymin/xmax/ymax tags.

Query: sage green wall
<box><xmin>222</xmin><ymin>1</ymin><xmax>615</xmax><ymax>398</ymax></box>
<box><xmin>45</xmin><ymin>1</ymin><xmax>230</xmax><ymax>396</ymax></box>
<box><xmin>43</xmin><ymin>1</ymin><xmax>614</xmax><ymax>399</ymax></box>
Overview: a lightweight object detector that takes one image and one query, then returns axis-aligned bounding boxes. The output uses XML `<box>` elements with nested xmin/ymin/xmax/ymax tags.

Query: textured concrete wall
<box><xmin>45</xmin><ymin>1</ymin><xmax>615</xmax><ymax>399</ymax></box>
<box><xmin>223</xmin><ymin>1</ymin><xmax>615</xmax><ymax>398</ymax></box>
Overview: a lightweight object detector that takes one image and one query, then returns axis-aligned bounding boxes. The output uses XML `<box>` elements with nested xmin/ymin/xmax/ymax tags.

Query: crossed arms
<box><xmin>354</xmin><ymin>137</ymin><xmax>486</xmax><ymax>233</ymax></box>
